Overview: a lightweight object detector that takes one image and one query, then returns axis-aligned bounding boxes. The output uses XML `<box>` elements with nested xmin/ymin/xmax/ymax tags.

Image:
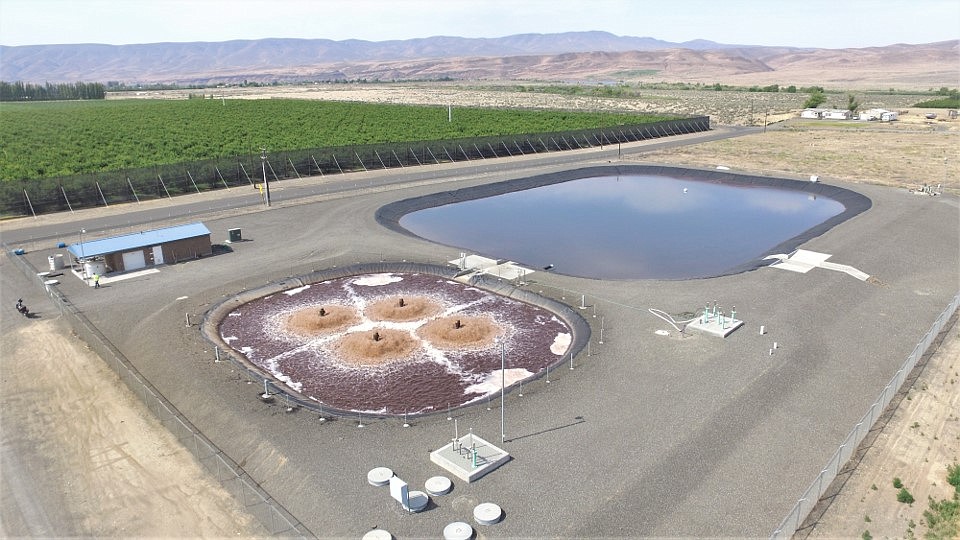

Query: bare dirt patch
<box><xmin>803</xmin><ymin>320</ymin><xmax>960</xmax><ymax>539</ymax></box>
<box><xmin>637</xmin><ymin>122</ymin><xmax>960</xmax><ymax>193</ymax></box>
<box><xmin>0</xmin><ymin>319</ymin><xmax>265</xmax><ymax>538</ymax></box>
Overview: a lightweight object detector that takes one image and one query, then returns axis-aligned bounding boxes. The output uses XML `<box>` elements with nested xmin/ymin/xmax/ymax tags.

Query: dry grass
<box><xmin>637</xmin><ymin>121</ymin><xmax>960</xmax><ymax>193</ymax></box>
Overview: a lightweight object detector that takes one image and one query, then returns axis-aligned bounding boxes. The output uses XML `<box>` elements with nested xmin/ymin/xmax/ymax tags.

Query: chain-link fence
<box><xmin>770</xmin><ymin>291</ymin><xmax>960</xmax><ymax>539</ymax></box>
<box><xmin>3</xmin><ymin>244</ymin><xmax>313</xmax><ymax>538</ymax></box>
<box><xmin>1</xmin><ymin>117</ymin><xmax>709</xmax><ymax>217</ymax></box>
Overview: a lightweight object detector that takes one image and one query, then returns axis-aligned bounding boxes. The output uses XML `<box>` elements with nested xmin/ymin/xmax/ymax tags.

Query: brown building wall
<box><xmin>161</xmin><ymin>235</ymin><xmax>212</xmax><ymax>263</ymax></box>
<box><xmin>102</xmin><ymin>234</ymin><xmax>212</xmax><ymax>273</ymax></box>
<box><xmin>104</xmin><ymin>252</ymin><xmax>123</xmax><ymax>272</ymax></box>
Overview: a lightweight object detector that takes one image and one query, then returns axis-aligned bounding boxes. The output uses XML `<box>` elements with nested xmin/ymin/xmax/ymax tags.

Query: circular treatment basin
<box><xmin>216</xmin><ymin>272</ymin><xmax>576</xmax><ymax>415</ymax></box>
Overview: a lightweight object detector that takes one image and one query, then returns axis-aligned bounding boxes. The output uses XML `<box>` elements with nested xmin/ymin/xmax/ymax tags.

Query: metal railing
<box><xmin>771</xmin><ymin>291</ymin><xmax>960</xmax><ymax>539</ymax></box>
<box><xmin>3</xmin><ymin>244</ymin><xmax>313</xmax><ymax>538</ymax></box>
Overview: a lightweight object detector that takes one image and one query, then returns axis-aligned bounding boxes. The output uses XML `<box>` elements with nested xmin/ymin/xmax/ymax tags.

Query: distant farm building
<box><xmin>822</xmin><ymin>109</ymin><xmax>853</xmax><ymax>120</ymax></box>
<box><xmin>800</xmin><ymin>108</ymin><xmax>827</xmax><ymax>119</ymax></box>
<box><xmin>859</xmin><ymin>109</ymin><xmax>898</xmax><ymax>121</ymax></box>
<box><xmin>68</xmin><ymin>222</ymin><xmax>212</xmax><ymax>275</ymax></box>
<box><xmin>800</xmin><ymin>109</ymin><xmax>857</xmax><ymax>120</ymax></box>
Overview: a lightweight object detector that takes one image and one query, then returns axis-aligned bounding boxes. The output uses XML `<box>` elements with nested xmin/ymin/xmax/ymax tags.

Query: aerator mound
<box><xmin>216</xmin><ymin>272</ymin><xmax>574</xmax><ymax>415</ymax></box>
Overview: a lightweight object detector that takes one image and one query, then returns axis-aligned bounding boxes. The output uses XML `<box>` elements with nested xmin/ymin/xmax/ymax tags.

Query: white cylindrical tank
<box><xmin>83</xmin><ymin>260</ymin><xmax>106</xmax><ymax>277</ymax></box>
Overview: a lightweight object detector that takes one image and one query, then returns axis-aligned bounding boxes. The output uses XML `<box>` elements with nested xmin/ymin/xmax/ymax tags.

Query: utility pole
<box><xmin>500</xmin><ymin>341</ymin><xmax>505</xmax><ymax>444</ymax></box>
<box><xmin>260</xmin><ymin>147</ymin><xmax>271</xmax><ymax>207</ymax></box>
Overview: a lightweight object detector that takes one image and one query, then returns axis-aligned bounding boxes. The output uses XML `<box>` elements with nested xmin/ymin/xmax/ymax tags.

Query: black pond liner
<box><xmin>375</xmin><ymin>164</ymin><xmax>872</xmax><ymax>280</ymax></box>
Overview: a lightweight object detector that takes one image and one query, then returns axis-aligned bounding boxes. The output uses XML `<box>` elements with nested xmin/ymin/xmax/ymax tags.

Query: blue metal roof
<box><xmin>67</xmin><ymin>222</ymin><xmax>210</xmax><ymax>259</ymax></box>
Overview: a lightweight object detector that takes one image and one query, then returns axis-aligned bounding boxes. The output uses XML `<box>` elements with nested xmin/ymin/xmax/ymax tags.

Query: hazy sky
<box><xmin>1</xmin><ymin>0</ymin><xmax>957</xmax><ymax>49</ymax></box>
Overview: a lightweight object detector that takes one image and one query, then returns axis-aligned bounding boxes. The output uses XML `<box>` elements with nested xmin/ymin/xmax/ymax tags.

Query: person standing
<box><xmin>93</xmin><ymin>273</ymin><xmax>100</xmax><ymax>288</ymax></box>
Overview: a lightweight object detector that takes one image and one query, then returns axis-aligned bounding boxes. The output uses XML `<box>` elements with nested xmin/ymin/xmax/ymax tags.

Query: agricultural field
<box><xmin>117</xmin><ymin>82</ymin><xmax>948</xmax><ymax>126</ymax></box>
<box><xmin>0</xmin><ymin>98</ymin><xmax>674</xmax><ymax>181</ymax></box>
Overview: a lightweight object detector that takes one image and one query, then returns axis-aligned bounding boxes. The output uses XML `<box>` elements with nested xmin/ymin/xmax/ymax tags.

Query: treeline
<box><xmin>0</xmin><ymin>81</ymin><xmax>106</xmax><ymax>101</ymax></box>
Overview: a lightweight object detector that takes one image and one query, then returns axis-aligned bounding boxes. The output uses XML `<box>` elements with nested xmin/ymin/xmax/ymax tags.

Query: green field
<box><xmin>0</xmin><ymin>99</ymin><xmax>674</xmax><ymax>181</ymax></box>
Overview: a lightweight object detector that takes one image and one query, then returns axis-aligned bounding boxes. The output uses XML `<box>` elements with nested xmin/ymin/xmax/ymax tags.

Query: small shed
<box><xmin>68</xmin><ymin>222</ymin><xmax>212</xmax><ymax>274</ymax></box>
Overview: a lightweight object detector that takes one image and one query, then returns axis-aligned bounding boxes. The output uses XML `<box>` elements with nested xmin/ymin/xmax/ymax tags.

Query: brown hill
<box><xmin>1</xmin><ymin>33</ymin><xmax>955</xmax><ymax>90</ymax></box>
<box><xmin>140</xmin><ymin>42</ymin><xmax>959</xmax><ymax>91</ymax></box>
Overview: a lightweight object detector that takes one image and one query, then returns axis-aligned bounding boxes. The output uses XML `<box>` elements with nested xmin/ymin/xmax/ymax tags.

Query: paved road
<box><xmin>3</xmin><ymin>126</ymin><xmax>957</xmax><ymax>538</ymax></box>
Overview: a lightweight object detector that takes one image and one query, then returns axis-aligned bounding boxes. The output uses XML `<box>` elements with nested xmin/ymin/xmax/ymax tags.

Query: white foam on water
<box><xmin>239</xmin><ymin>346</ymin><xmax>255</xmax><ymax>358</ymax></box>
<box><xmin>353</xmin><ymin>273</ymin><xmax>402</xmax><ymax>287</ymax></box>
<box><xmin>464</xmin><ymin>368</ymin><xmax>534</xmax><ymax>397</ymax></box>
<box><xmin>228</xmin><ymin>312</ymin><xmax>241</xmax><ymax>317</ymax></box>
<box><xmin>440</xmin><ymin>296</ymin><xmax>493</xmax><ymax>316</ymax></box>
<box><xmin>352</xmin><ymin>406</ymin><xmax>389</xmax><ymax>415</ymax></box>
<box><xmin>283</xmin><ymin>285</ymin><xmax>311</xmax><ymax>296</ymax></box>
<box><xmin>222</xmin><ymin>335</ymin><xmax>238</xmax><ymax>343</ymax></box>
<box><xmin>550</xmin><ymin>333</ymin><xmax>572</xmax><ymax>355</ymax></box>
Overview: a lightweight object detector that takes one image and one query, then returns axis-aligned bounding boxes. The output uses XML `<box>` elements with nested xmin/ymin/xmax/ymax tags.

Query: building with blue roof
<box><xmin>68</xmin><ymin>222</ymin><xmax>212</xmax><ymax>274</ymax></box>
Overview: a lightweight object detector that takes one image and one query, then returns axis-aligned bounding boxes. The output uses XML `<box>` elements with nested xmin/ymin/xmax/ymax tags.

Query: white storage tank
<box><xmin>83</xmin><ymin>260</ymin><xmax>106</xmax><ymax>278</ymax></box>
<box><xmin>48</xmin><ymin>254</ymin><xmax>66</xmax><ymax>271</ymax></box>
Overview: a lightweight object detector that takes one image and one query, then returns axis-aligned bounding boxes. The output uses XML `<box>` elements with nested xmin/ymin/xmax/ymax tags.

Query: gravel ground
<box><xmin>2</xmin><ymin>121</ymin><xmax>957</xmax><ymax>538</ymax></box>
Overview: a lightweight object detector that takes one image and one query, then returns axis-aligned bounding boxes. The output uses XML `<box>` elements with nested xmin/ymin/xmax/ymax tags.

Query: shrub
<box><xmin>803</xmin><ymin>89</ymin><xmax>826</xmax><ymax>108</ymax></box>
<box><xmin>948</xmin><ymin>462</ymin><xmax>960</xmax><ymax>492</ymax></box>
<box><xmin>894</xmin><ymin>477</ymin><xmax>904</xmax><ymax>488</ymax></box>
<box><xmin>897</xmin><ymin>487</ymin><xmax>915</xmax><ymax>504</ymax></box>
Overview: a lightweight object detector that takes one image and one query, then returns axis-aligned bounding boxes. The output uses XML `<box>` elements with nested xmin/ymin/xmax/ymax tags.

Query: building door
<box><xmin>152</xmin><ymin>245</ymin><xmax>164</xmax><ymax>265</ymax></box>
<box><xmin>121</xmin><ymin>250</ymin><xmax>146</xmax><ymax>271</ymax></box>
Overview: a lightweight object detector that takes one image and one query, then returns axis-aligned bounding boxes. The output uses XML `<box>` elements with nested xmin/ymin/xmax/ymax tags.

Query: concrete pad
<box><xmin>765</xmin><ymin>249</ymin><xmax>870</xmax><ymax>281</ymax></box>
<box><xmin>790</xmin><ymin>249</ymin><xmax>833</xmax><ymax>266</ymax></box>
<box><xmin>686</xmin><ymin>315</ymin><xmax>745</xmax><ymax>338</ymax></box>
<box><xmin>449</xmin><ymin>254</ymin><xmax>535</xmax><ymax>281</ymax></box>
<box><xmin>100</xmin><ymin>268</ymin><xmax>160</xmax><ymax>284</ymax></box>
<box><xmin>430</xmin><ymin>432</ymin><xmax>510</xmax><ymax>483</ymax></box>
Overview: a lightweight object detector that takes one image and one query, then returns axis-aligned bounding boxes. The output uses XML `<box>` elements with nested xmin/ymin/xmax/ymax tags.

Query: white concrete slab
<box><xmin>765</xmin><ymin>250</ymin><xmax>870</xmax><ymax>281</ymax></box>
<box><xmin>430</xmin><ymin>433</ymin><xmax>510</xmax><ymax>483</ymax></box>
<box><xmin>100</xmin><ymin>267</ymin><xmax>160</xmax><ymax>284</ymax></box>
<box><xmin>790</xmin><ymin>249</ymin><xmax>832</xmax><ymax>266</ymax></box>
<box><xmin>686</xmin><ymin>315</ymin><xmax>744</xmax><ymax>338</ymax></box>
<box><xmin>449</xmin><ymin>255</ymin><xmax>534</xmax><ymax>281</ymax></box>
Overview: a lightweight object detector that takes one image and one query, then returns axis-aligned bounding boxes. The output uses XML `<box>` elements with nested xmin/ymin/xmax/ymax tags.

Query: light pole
<box><xmin>79</xmin><ymin>228</ymin><xmax>86</xmax><ymax>278</ymax></box>
<box><xmin>260</xmin><ymin>147</ymin><xmax>271</xmax><ymax>207</ymax></box>
<box><xmin>500</xmin><ymin>341</ymin><xmax>505</xmax><ymax>444</ymax></box>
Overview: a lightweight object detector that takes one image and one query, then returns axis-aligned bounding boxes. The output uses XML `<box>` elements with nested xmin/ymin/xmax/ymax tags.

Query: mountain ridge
<box><xmin>1</xmin><ymin>31</ymin><xmax>955</xmax><ymax>89</ymax></box>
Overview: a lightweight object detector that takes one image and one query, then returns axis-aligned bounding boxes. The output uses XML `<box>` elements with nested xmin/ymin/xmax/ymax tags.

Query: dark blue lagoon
<box><xmin>397</xmin><ymin>173</ymin><xmax>848</xmax><ymax>280</ymax></box>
